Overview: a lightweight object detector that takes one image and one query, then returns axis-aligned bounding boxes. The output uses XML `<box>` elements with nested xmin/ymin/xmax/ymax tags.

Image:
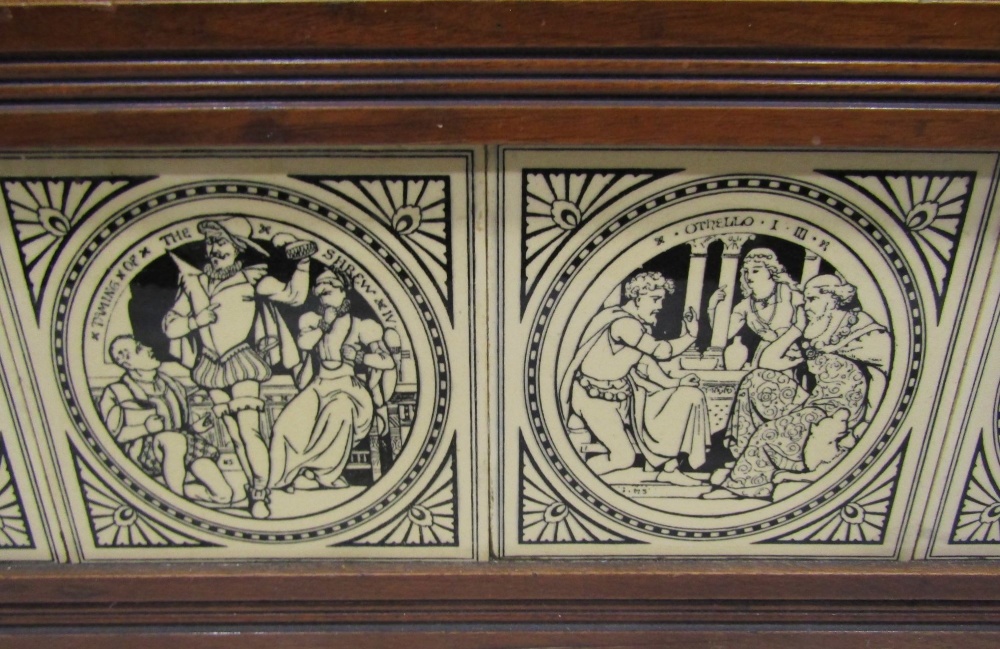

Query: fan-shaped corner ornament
<box><xmin>0</xmin><ymin>440</ymin><xmax>34</xmax><ymax>549</ymax></box>
<box><xmin>71</xmin><ymin>448</ymin><xmax>217</xmax><ymax>549</ymax></box>
<box><xmin>294</xmin><ymin>176</ymin><xmax>454</xmax><ymax>321</ymax></box>
<box><xmin>519</xmin><ymin>436</ymin><xmax>639</xmax><ymax>545</ymax></box>
<box><xmin>0</xmin><ymin>176</ymin><xmax>155</xmax><ymax>323</ymax></box>
<box><xmin>520</xmin><ymin>169</ymin><xmax>680</xmax><ymax>315</ymax></box>
<box><xmin>761</xmin><ymin>440</ymin><xmax>907</xmax><ymax>545</ymax></box>
<box><xmin>345</xmin><ymin>441</ymin><xmax>458</xmax><ymax>547</ymax></box>
<box><xmin>950</xmin><ymin>432</ymin><xmax>1000</xmax><ymax>545</ymax></box>
<box><xmin>821</xmin><ymin>170</ymin><xmax>975</xmax><ymax>320</ymax></box>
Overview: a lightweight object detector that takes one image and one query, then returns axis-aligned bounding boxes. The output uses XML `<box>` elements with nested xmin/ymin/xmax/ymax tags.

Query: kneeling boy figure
<box><xmin>99</xmin><ymin>335</ymin><xmax>233</xmax><ymax>505</ymax></box>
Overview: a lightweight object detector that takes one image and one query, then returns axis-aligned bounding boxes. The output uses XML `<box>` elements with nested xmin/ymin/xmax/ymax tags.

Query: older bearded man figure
<box><xmin>560</xmin><ymin>271</ymin><xmax>711</xmax><ymax>486</ymax></box>
<box><xmin>163</xmin><ymin>215</ymin><xmax>314</xmax><ymax>518</ymax></box>
<box><xmin>705</xmin><ymin>274</ymin><xmax>892</xmax><ymax>500</ymax></box>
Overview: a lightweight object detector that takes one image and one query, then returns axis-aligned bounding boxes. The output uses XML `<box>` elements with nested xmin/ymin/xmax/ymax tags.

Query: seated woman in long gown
<box><xmin>704</xmin><ymin>274</ymin><xmax>892</xmax><ymax>500</ymax></box>
<box><xmin>268</xmin><ymin>269</ymin><xmax>396</xmax><ymax>492</ymax></box>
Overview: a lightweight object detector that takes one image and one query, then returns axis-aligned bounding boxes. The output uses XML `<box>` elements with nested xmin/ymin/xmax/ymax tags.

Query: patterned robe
<box><xmin>721</xmin><ymin>309</ymin><xmax>891</xmax><ymax>499</ymax></box>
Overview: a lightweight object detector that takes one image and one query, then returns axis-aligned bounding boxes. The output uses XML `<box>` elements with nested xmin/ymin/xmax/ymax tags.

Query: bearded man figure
<box><xmin>162</xmin><ymin>215</ymin><xmax>314</xmax><ymax>518</ymax></box>
<box><xmin>705</xmin><ymin>274</ymin><xmax>892</xmax><ymax>500</ymax></box>
<box><xmin>560</xmin><ymin>271</ymin><xmax>711</xmax><ymax>486</ymax></box>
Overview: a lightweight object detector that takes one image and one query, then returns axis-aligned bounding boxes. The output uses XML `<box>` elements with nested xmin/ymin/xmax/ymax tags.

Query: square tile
<box><xmin>496</xmin><ymin>148</ymin><xmax>999</xmax><ymax>558</ymax></box>
<box><xmin>916</xmin><ymin>212</ymin><xmax>1000</xmax><ymax>558</ymax></box>
<box><xmin>0</xmin><ymin>379</ymin><xmax>57</xmax><ymax>561</ymax></box>
<box><xmin>0</xmin><ymin>150</ymin><xmax>480</xmax><ymax>560</ymax></box>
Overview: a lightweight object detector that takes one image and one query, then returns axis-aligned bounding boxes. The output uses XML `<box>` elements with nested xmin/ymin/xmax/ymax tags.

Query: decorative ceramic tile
<box><xmin>916</xmin><ymin>206</ymin><xmax>1000</xmax><ymax>558</ymax></box>
<box><xmin>495</xmin><ymin>148</ymin><xmax>999</xmax><ymax>558</ymax></box>
<box><xmin>0</xmin><ymin>380</ymin><xmax>57</xmax><ymax>561</ymax></box>
<box><xmin>0</xmin><ymin>150</ymin><xmax>480</xmax><ymax>560</ymax></box>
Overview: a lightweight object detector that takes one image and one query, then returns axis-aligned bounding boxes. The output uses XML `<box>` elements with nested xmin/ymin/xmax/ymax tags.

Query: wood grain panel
<box><xmin>0</xmin><ymin>2</ymin><xmax>998</xmax><ymax>54</ymax></box>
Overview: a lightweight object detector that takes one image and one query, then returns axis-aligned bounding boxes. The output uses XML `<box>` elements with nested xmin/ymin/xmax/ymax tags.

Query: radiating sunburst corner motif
<box><xmin>951</xmin><ymin>433</ymin><xmax>1000</xmax><ymax>544</ymax></box>
<box><xmin>520</xmin><ymin>169</ymin><xmax>678</xmax><ymax>315</ymax></box>
<box><xmin>519</xmin><ymin>438</ymin><xmax>635</xmax><ymax>544</ymax></box>
<box><xmin>763</xmin><ymin>441</ymin><xmax>905</xmax><ymax>545</ymax></box>
<box><xmin>822</xmin><ymin>170</ymin><xmax>974</xmax><ymax>319</ymax></box>
<box><xmin>347</xmin><ymin>443</ymin><xmax>457</xmax><ymax>546</ymax></box>
<box><xmin>71</xmin><ymin>449</ymin><xmax>213</xmax><ymax>548</ymax></box>
<box><xmin>0</xmin><ymin>442</ymin><xmax>33</xmax><ymax>549</ymax></box>
<box><xmin>0</xmin><ymin>177</ymin><xmax>154</xmax><ymax>322</ymax></box>
<box><xmin>295</xmin><ymin>175</ymin><xmax>453</xmax><ymax>319</ymax></box>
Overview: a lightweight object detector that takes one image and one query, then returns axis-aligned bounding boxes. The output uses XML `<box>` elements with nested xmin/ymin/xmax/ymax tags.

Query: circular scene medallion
<box><xmin>528</xmin><ymin>175</ymin><xmax>919</xmax><ymax>538</ymax></box>
<box><xmin>55</xmin><ymin>180</ymin><xmax>448</xmax><ymax>542</ymax></box>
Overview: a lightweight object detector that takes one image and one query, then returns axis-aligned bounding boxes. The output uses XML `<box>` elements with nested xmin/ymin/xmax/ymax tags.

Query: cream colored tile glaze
<box><xmin>0</xmin><ymin>148</ymin><xmax>997</xmax><ymax>561</ymax></box>
<box><xmin>497</xmin><ymin>148</ymin><xmax>999</xmax><ymax>558</ymax></box>
<box><xmin>918</xmin><ymin>221</ymin><xmax>1000</xmax><ymax>559</ymax></box>
<box><xmin>0</xmin><ymin>150</ymin><xmax>478</xmax><ymax>560</ymax></box>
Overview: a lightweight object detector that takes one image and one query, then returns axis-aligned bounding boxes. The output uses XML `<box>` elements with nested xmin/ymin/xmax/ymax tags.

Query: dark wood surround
<box><xmin>1</xmin><ymin>1</ymin><xmax>999</xmax><ymax>646</ymax></box>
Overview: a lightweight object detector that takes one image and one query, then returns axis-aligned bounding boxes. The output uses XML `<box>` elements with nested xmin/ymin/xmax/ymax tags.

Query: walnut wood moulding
<box><xmin>1</xmin><ymin>1</ymin><xmax>1000</xmax><ymax>648</ymax></box>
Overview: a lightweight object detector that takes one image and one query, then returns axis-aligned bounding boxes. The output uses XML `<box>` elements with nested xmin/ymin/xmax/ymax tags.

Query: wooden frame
<box><xmin>1</xmin><ymin>1</ymin><xmax>999</xmax><ymax>646</ymax></box>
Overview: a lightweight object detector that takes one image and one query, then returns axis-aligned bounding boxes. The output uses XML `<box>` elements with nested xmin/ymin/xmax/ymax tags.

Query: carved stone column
<box><xmin>706</xmin><ymin>233</ymin><xmax>755</xmax><ymax>366</ymax></box>
<box><xmin>678</xmin><ymin>235</ymin><xmax>716</xmax><ymax>364</ymax></box>
<box><xmin>801</xmin><ymin>250</ymin><xmax>822</xmax><ymax>285</ymax></box>
<box><xmin>684</xmin><ymin>235</ymin><xmax>715</xmax><ymax>314</ymax></box>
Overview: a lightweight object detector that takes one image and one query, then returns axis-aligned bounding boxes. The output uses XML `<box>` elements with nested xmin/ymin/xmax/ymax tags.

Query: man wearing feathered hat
<box><xmin>162</xmin><ymin>214</ymin><xmax>316</xmax><ymax>518</ymax></box>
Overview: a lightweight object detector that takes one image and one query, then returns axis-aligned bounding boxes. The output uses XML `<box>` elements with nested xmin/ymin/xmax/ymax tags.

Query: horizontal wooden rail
<box><xmin>1</xmin><ymin>104</ymin><xmax>1000</xmax><ymax>148</ymax></box>
<box><xmin>1</xmin><ymin>2</ymin><xmax>999</xmax><ymax>55</ymax></box>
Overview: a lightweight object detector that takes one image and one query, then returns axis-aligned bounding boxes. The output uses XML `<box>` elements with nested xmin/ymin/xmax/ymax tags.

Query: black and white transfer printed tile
<box><xmin>915</xmin><ymin>203</ymin><xmax>1000</xmax><ymax>558</ymax></box>
<box><xmin>0</xmin><ymin>150</ymin><xmax>479</xmax><ymax>560</ymax></box>
<box><xmin>0</xmin><ymin>378</ymin><xmax>57</xmax><ymax>561</ymax></box>
<box><xmin>1</xmin><ymin>146</ymin><xmax>996</xmax><ymax>563</ymax></box>
<box><xmin>495</xmin><ymin>148</ymin><xmax>999</xmax><ymax>558</ymax></box>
